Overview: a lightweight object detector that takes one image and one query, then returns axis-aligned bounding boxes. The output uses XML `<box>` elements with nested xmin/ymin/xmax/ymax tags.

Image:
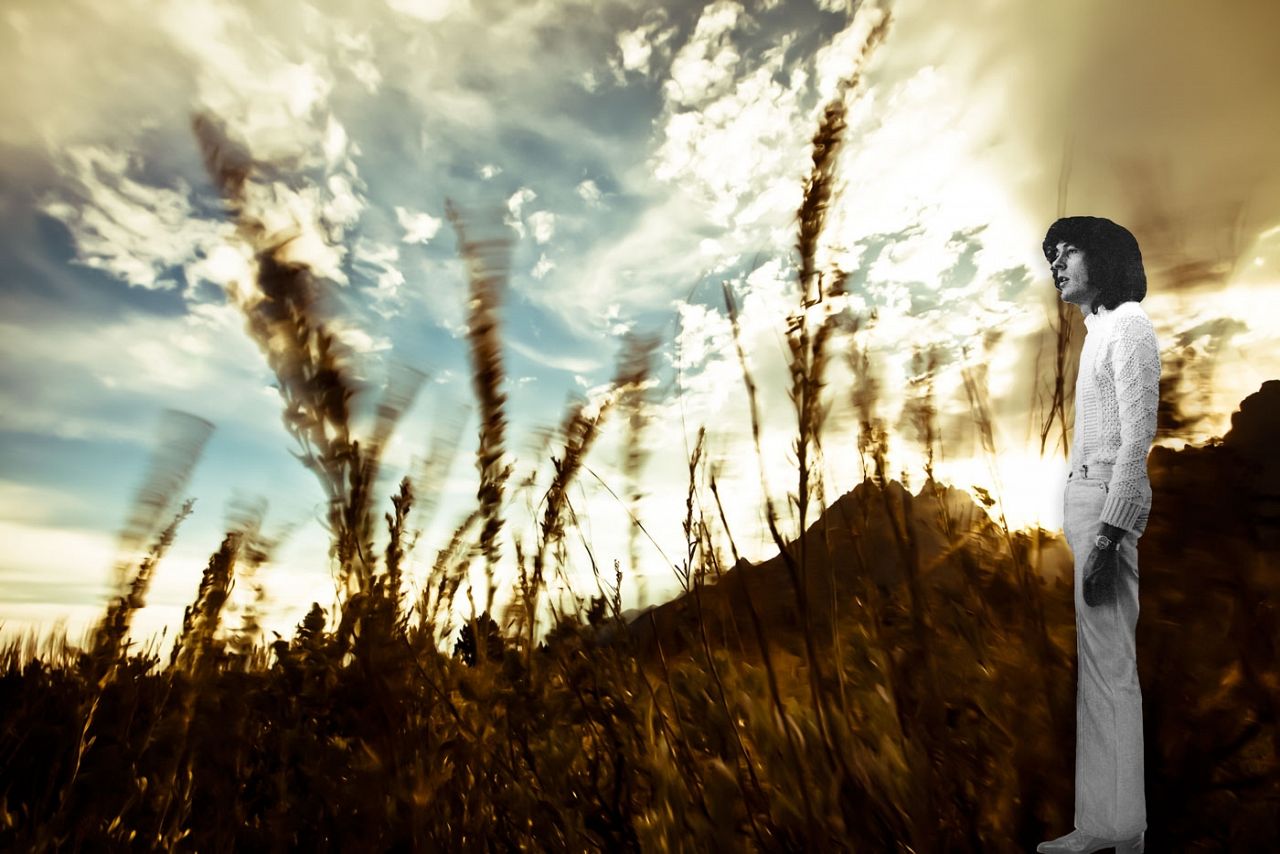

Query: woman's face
<box><xmin>1050</xmin><ymin>241</ymin><xmax>1099</xmax><ymax>309</ymax></box>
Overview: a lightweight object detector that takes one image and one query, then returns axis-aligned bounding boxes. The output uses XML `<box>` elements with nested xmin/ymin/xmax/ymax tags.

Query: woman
<box><xmin>1037</xmin><ymin>216</ymin><xmax>1161</xmax><ymax>854</ymax></box>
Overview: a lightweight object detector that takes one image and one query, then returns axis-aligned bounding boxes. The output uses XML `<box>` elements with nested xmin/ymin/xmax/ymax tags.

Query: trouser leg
<box><xmin>1063</xmin><ymin>478</ymin><xmax>1147</xmax><ymax>838</ymax></box>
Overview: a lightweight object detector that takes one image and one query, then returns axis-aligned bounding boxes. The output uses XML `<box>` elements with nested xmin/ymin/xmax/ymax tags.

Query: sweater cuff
<box><xmin>1100</xmin><ymin>493</ymin><xmax>1145</xmax><ymax>533</ymax></box>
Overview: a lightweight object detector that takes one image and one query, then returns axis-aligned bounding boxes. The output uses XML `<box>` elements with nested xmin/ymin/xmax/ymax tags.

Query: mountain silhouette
<box><xmin>625</xmin><ymin>379</ymin><xmax>1280</xmax><ymax>661</ymax></box>
<box><xmin>1143</xmin><ymin>378</ymin><xmax>1280</xmax><ymax>564</ymax></box>
<box><xmin>627</xmin><ymin>475</ymin><xmax>1072</xmax><ymax>661</ymax></box>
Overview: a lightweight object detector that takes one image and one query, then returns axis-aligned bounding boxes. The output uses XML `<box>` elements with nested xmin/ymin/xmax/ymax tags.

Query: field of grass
<box><xmin>2</xmin><ymin>58</ymin><xmax>1278</xmax><ymax>853</ymax></box>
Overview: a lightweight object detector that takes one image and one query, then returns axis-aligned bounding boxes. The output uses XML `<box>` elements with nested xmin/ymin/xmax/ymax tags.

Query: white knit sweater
<box><xmin>1069</xmin><ymin>300</ymin><xmax>1162</xmax><ymax>533</ymax></box>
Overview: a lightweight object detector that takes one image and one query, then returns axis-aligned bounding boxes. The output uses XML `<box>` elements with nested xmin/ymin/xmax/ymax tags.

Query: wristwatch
<box><xmin>1094</xmin><ymin>533</ymin><xmax>1117</xmax><ymax>551</ymax></box>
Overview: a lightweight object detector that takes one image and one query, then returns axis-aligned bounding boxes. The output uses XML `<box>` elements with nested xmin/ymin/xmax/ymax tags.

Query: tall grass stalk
<box><xmin>194</xmin><ymin>113</ymin><xmax>393</xmax><ymax>600</ymax></box>
<box><xmin>682</xmin><ymin>442</ymin><xmax>771</xmax><ymax>846</ymax></box>
<box><xmin>522</xmin><ymin>333</ymin><xmax>658</xmax><ymax>658</ymax></box>
<box><xmin>384</xmin><ymin>476</ymin><xmax>415</xmax><ymax>621</ymax></box>
<box><xmin>91</xmin><ymin>498</ymin><xmax>196</xmax><ymax>675</ymax></box>
<box><xmin>525</xmin><ymin>397</ymin><xmax>605</xmax><ymax>657</ymax></box>
<box><xmin>415</xmin><ymin>507</ymin><xmax>480</xmax><ymax>650</ymax></box>
<box><xmin>109</xmin><ymin>411</ymin><xmax>214</xmax><ymax>593</ymax></box>
<box><xmin>719</xmin><ymin>279</ymin><xmax>821</xmax><ymax>838</ymax></box>
<box><xmin>782</xmin><ymin>92</ymin><xmax>852</xmax><ymax>769</ymax></box>
<box><xmin>446</xmin><ymin>202</ymin><xmax>515</xmax><ymax>663</ymax></box>
<box><xmin>961</xmin><ymin>337</ymin><xmax>1066</xmax><ymax>736</ymax></box>
<box><xmin>1037</xmin><ymin>300</ymin><xmax>1076</xmax><ymax>458</ymax></box>
<box><xmin>617</xmin><ymin>334</ymin><xmax>661</xmax><ymax>608</ymax></box>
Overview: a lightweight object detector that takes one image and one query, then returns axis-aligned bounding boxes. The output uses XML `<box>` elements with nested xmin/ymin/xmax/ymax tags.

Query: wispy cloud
<box><xmin>611</xmin><ymin>8</ymin><xmax>677</xmax><ymax>80</ymax></box>
<box><xmin>527</xmin><ymin>210</ymin><xmax>556</xmax><ymax>245</ymax></box>
<box><xmin>505</xmin><ymin>335</ymin><xmax>603</xmax><ymax>374</ymax></box>
<box><xmin>395</xmin><ymin>206</ymin><xmax>443</xmax><ymax>244</ymax></box>
<box><xmin>40</xmin><ymin>147</ymin><xmax>235</xmax><ymax>295</ymax></box>
<box><xmin>0</xmin><ymin>302</ymin><xmax>273</xmax><ymax>441</ymax></box>
<box><xmin>385</xmin><ymin>0</ymin><xmax>471</xmax><ymax>24</ymax></box>
<box><xmin>575</xmin><ymin>179</ymin><xmax>603</xmax><ymax>206</ymax></box>
<box><xmin>662</xmin><ymin>0</ymin><xmax>745</xmax><ymax>109</ymax></box>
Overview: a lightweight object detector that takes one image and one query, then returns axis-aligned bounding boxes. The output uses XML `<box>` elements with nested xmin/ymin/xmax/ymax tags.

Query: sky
<box><xmin>2</xmin><ymin>0</ymin><xmax>1278</xmax><ymax>649</ymax></box>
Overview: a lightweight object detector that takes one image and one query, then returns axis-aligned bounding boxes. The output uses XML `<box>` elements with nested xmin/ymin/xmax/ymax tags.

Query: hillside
<box><xmin>627</xmin><ymin>378</ymin><xmax>1280</xmax><ymax>662</ymax></box>
<box><xmin>627</xmin><ymin>475</ymin><xmax>1074</xmax><ymax>660</ymax></box>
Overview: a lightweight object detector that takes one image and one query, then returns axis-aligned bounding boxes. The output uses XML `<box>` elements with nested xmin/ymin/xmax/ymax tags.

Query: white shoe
<box><xmin>1036</xmin><ymin>827</ymin><xmax>1145</xmax><ymax>853</ymax></box>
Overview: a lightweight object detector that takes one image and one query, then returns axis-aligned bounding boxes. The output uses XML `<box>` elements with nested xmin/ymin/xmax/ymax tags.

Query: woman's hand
<box><xmin>1097</xmin><ymin>522</ymin><xmax>1127</xmax><ymax>543</ymax></box>
<box><xmin>1082</xmin><ymin>544</ymin><xmax>1121</xmax><ymax>607</ymax></box>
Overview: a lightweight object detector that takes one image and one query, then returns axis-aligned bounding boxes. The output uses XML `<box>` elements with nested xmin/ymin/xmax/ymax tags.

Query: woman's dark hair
<box><xmin>1042</xmin><ymin>216</ymin><xmax>1147</xmax><ymax>314</ymax></box>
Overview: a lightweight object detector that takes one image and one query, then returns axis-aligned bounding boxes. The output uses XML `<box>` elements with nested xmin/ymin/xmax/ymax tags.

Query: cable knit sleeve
<box><xmin>1101</xmin><ymin>311</ymin><xmax>1161</xmax><ymax>532</ymax></box>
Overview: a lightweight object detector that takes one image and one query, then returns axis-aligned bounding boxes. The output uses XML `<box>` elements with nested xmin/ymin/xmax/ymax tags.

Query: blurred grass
<box><xmin>2</xmin><ymin>18</ymin><xmax>1279</xmax><ymax>852</ymax></box>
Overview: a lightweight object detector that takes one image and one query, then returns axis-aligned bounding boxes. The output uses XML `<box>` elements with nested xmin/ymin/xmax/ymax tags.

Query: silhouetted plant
<box><xmin>453</xmin><ymin>612</ymin><xmax>505</xmax><ymax>667</ymax></box>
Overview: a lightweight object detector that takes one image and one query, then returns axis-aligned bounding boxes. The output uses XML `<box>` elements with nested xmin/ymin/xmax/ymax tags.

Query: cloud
<box><xmin>506</xmin><ymin>187</ymin><xmax>536</xmax><ymax>218</ymax></box>
<box><xmin>530</xmin><ymin>192</ymin><xmax>708</xmax><ymax>337</ymax></box>
<box><xmin>327</xmin><ymin>317</ymin><xmax>395</xmax><ymax>356</ymax></box>
<box><xmin>0</xmin><ymin>480</ymin><xmax>96</xmax><ymax>528</ymax></box>
<box><xmin>0</xmin><ymin>513</ymin><xmax>340</xmax><ymax>654</ymax></box>
<box><xmin>336</xmin><ymin>30</ymin><xmax>383</xmax><ymax>93</ymax></box>
<box><xmin>352</xmin><ymin>237</ymin><xmax>409</xmax><ymax>319</ymax></box>
<box><xmin>395</xmin><ymin>205</ymin><xmax>444</xmax><ymax>244</ymax></box>
<box><xmin>0</xmin><ymin>521</ymin><xmax>115</xmax><ymax>602</ymax></box>
<box><xmin>527</xmin><ymin>210</ymin><xmax>556</xmax><ymax>244</ymax></box>
<box><xmin>853</xmin><ymin>0</ymin><xmax>1280</xmax><ymax>288</ymax></box>
<box><xmin>522</xmin><ymin>7</ymin><xmax>890</xmax><ymax>339</ymax></box>
<box><xmin>40</xmin><ymin>147</ymin><xmax>235</xmax><ymax>295</ymax></box>
<box><xmin>505</xmin><ymin>186</ymin><xmax>537</xmax><ymax>238</ymax></box>
<box><xmin>516</xmin><ymin>0</ymin><xmax>885</xmax><ymax>345</ymax></box>
<box><xmin>653</xmin><ymin>41</ymin><xmax>808</xmax><ymax>230</ymax></box>
<box><xmin>154</xmin><ymin>0</ymin><xmax>341</xmax><ymax>165</ymax></box>
<box><xmin>384</xmin><ymin>0</ymin><xmax>471</xmax><ymax>24</ymax></box>
<box><xmin>324</xmin><ymin>173</ymin><xmax>364</xmax><ymax>228</ymax></box>
<box><xmin>531</xmin><ymin>254</ymin><xmax>555</xmax><ymax>279</ymax></box>
<box><xmin>505</xmin><ymin>336</ymin><xmax>603</xmax><ymax>374</ymax></box>
<box><xmin>650</xmin><ymin>1</ymin><xmax>892</xmax><ymax>244</ymax></box>
<box><xmin>616</xmin><ymin>26</ymin><xmax>655</xmax><ymax>76</ymax></box>
<box><xmin>32</xmin><ymin>14</ymin><xmax>370</xmax><ymax>304</ymax></box>
<box><xmin>663</xmin><ymin>1</ymin><xmax>745</xmax><ymax>109</ymax></box>
<box><xmin>576</xmin><ymin>179</ymin><xmax>603</xmax><ymax>206</ymax></box>
<box><xmin>0</xmin><ymin>300</ymin><xmax>277</xmax><ymax>442</ymax></box>
<box><xmin>611</xmin><ymin>9</ymin><xmax>677</xmax><ymax>80</ymax></box>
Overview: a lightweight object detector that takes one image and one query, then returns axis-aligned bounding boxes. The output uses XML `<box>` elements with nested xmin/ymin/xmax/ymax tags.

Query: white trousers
<box><xmin>1063</xmin><ymin>471</ymin><xmax>1147</xmax><ymax>839</ymax></box>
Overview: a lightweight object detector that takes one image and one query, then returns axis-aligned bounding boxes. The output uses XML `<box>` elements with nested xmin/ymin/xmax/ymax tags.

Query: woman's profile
<box><xmin>1037</xmin><ymin>216</ymin><xmax>1161</xmax><ymax>854</ymax></box>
